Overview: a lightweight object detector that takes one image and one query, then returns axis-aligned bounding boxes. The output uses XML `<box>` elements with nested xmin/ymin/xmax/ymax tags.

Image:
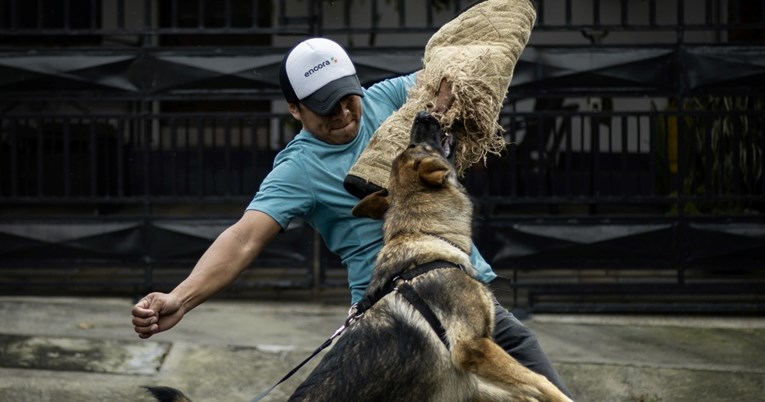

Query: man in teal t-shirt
<box><xmin>249</xmin><ymin>69</ymin><xmax>496</xmax><ymax>304</ymax></box>
<box><xmin>132</xmin><ymin>37</ymin><xmax>571</xmax><ymax>397</ymax></box>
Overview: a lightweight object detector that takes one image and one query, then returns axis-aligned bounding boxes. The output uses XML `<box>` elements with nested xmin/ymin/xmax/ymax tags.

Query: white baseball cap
<box><xmin>279</xmin><ymin>38</ymin><xmax>364</xmax><ymax>116</ymax></box>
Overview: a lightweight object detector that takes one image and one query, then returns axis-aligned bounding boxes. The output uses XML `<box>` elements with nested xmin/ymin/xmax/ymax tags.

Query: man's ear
<box><xmin>351</xmin><ymin>189</ymin><xmax>390</xmax><ymax>219</ymax></box>
<box><xmin>419</xmin><ymin>158</ymin><xmax>450</xmax><ymax>187</ymax></box>
<box><xmin>288</xmin><ymin>102</ymin><xmax>302</xmax><ymax>121</ymax></box>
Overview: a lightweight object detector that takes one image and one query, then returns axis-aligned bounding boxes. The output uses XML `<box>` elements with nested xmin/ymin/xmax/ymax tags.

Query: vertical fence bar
<box><xmin>536</xmin><ymin>115</ymin><xmax>545</xmax><ymax>196</ymax></box>
<box><xmin>237</xmin><ymin>118</ymin><xmax>245</xmax><ymax>194</ymax></box>
<box><xmin>171</xmin><ymin>0</ymin><xmax>178</xmax><ymax>29</ymax></box>
<box><xmin>183</xmin><ymin>118</ymin><xmax>191</xmax><ymax>195</ymax></box>
<box><xmin>621</xmin><ymin>0</ymin><xmax>628</xmax><ymax>26</ymax></box>
<box><xmin>197</xmin><ymin>117</ymin><xmax>204</xmax><ymax>196</ymax></box>
<box><xmin>565</xmin><ymin>0</ymin><xmax>572</xmax><ymax>25</ymax></box>
<box><xmin>117</xmin><ymin>0</ymin><xmax>125</xmax><ymax>30</ymax></box>
<box><xmin>620</xmin><ymin>115</ymin><xmax>628</xmax><ymax>195</ymax></box>
<box><xmin>761</xmin><ymin>112</ymin><xmax>765</xmax><ymax>197</ymax></box>
<box><xmin>198</xmin><ymin>0</ymin><xmax>205</xmax><ymax>29</ymax></box>
<box><xmin>730</xmin><ymin>0</ymin><xmax>740</xmax><ymax>24</ymax></box>
<box><xmin>508</xmin><ymin>105</ymin><xmax>518</xmax><ymax>197</ymax></box>
<box><xmin>426</xmin><ymin>0</ymin><xmax>434</xmax><ymax>28</ymax></box>
<box><xmin>10</xmin><ymin>120</ymin><xmax>19</xmax><ymax>196</ymax></box>
<box><xmin>370</xmin><ymin>0</ymin><xmax>378</xmax><ymax>33</ymax></box>
<box><xmin>537</xmin><ymin>0</ymin><xmax>545</xmax><ymax>26</ymax></box>
<box><xmin>10</xmin><ymin>0</ymin><xmax>17</xmax><ymax>30</ymax></box>
<box><xmin>649</xmin><ymin>0</ymin><xmax>657</xmax><ymax>26</ymax></box>
<box><xmin>312</xmin><ymin>0</ymin><xmax>321</xmax><ymax>36</ymax></box>
<box><xmin>591</xmin><ymin>115</ymin><xmax>600</xmax><ymax>199</ymax></box>
<box><xmin>593</xmin><ymin>0</ymin><xmax>600</xmax><ymax>27</ymax></box>
<box><xmin>343</xmin><ymin>0</ymin><xmax>351</xmax><ymax>31</ymax></box>
<box><xmin>677</xmin><ymin>0</ymin><xmax>685</xmax><ymax>42</ymax></box>
<box><xmin>397</xmin><ymin>0</ymin><xmax>405</xmax><ymax>28</ymax></box>
<box><xmin>90</xmin><ymin>119</ymin><xmax>98</xmax><ymax>197</ymax></box>
<box><xmin>703</xmin><ymin>115</ymin><xmax>713</xmax><ymax>196</ymax></box>
<box><xmin>732</xmin><ymin>116</ymin><xmax>742</xmax><ymax>196</ymax></box>
<box><xmin>251</xmin><ymin>0</ymin><xmax>258</xmax><ymax>28</ymax></box>
<box><xmin>117</xmin><ymin>118</ymin><xmax>125</xmax><ymax>198</ymax></box>
<box><xmin>564</xmin><ymin>116</ymin><xmax>573</xmax><ymax>196</ymax></box>
<box><xmin>224</xmin><ymin>117</ymin><xmax>232</xmax><ymax>196</ymax></box>
<box><xmin>143</xmin><ymin>0</ymin><xmax>152</xmax><ymax>46</ymax></box>
<box><xmin>0</xmin><ymin>118</ymin><xmax>4</xmax><ymax>196</ymax></box>
<box><xmin>63</xmin><ymin>119</ymin><xmax>71</xmax><ymax>197</ymax></box>
<box><xmin>90</xmin><ymin>0</ymin><xmax>97</xmax><ymax>31</ymax></box>
<box><xmin>36</xmin><ymin>0</ymin><xmax>43</xmax><ymax>29</ymax></box>
<box><xmin>143</xmin><ymin>113</ymin><xmax>152</xmax><ymax>199</ymax></box>
<box><xmin>225</xmin><ymin>0</ymin><xmax>231</xmax><ymax>29</ymax></box>
<box><xmin>677</xmin><ymin>105</ymin><xmax>687</xmax><ymax>208</ymax></box>
<box><xmin>170</xmin><ymin>117</ymin><xmax>179</xmax><ymax>196</ymax></box>
<box><xmin>36</xmin><ymin>118</ymin><xmax>44</xmax><ymax>196</ymax></box>
<box><xmin>63</xmin><ymin>0</ymin><xmax>70</xmax><ymax>30</ymax></box>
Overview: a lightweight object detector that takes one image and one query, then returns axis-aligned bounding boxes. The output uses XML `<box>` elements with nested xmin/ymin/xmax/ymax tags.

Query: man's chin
<box><xmin>331</xmin><ymin>124</ymin><xmax>358</xmax><ymax>143</ymax></box>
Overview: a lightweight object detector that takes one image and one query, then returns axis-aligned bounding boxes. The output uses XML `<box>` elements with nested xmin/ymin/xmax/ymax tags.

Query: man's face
<box><xmin>289</xmin><ymin>95</ymin><xmax>362</xmax><ymax>145</ymax></box>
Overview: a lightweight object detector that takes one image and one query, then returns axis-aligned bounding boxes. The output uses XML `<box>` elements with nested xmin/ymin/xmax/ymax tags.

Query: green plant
<box><xmin>683</xmin><ymin>96</ymin><xmax>764</xmax><ymax>197</ymax></box>
<box><xmin>654</xmin><ymin>96</ymin><xmax>763</xmax><ymax>214</ymax></box>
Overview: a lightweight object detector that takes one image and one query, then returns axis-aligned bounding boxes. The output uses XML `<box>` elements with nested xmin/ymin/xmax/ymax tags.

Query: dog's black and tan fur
<box><xmin>145</xmin><ymin>112</ymin><xmax>572</xmax><ymax>402</ymax></box>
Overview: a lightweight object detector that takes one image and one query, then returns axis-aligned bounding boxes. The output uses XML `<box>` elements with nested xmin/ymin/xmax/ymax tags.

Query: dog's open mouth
<box><xmin>410</xmin><ymin>111</ymin><xmax>456</xmax><ymax>163</ymax></box>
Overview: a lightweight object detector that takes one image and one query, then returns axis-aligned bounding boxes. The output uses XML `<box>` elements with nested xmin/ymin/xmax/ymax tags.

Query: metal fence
<box><xmin>1</xmin><ymin>0</ymin><xmax>764</xmax><ymax>312</ymax></box>
<box><xmin>2</xmin><ymin>0</ymin><xmax>763</xmax><ymax>42</ymax></box>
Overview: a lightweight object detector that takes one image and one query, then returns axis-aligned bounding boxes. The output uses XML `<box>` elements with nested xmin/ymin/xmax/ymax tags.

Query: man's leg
<box><xmin>492</xmin><ymin>299</ymin><xmax>573</xmax><ymax>398</ymax></box>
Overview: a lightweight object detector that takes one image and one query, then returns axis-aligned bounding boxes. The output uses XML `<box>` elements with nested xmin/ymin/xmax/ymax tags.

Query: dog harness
<box><xmin>348</xmin><ymin>259</ymin><xmax>468</xmax><ymax>348</ymax></box>
<box><xmin>250</xmin><ymin>260</ymin><xmax>468</xmax><ymax>402</ymax></box>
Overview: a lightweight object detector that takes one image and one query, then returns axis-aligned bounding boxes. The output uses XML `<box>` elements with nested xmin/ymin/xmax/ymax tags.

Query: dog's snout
<box><xmin>414</xmin><ymin>111</ymin><xmax>438</xmax><ymax>125</ymax></box>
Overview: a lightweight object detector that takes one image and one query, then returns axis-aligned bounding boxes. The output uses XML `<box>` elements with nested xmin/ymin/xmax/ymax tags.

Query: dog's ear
<box><xmin>351</xmin><ymin>189</ymin><xmax>390</xmax><ymax>219</ymax></box>
<box><xmin>419</xmin><ymin>157</ymin><xmax>450</xmax><ymax>187</ymax></box>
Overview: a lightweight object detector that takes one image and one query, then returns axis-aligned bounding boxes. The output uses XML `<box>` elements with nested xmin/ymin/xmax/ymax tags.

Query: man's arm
<box><xmin>131</xmin><ymin>210</ymin><xmax>281</xmax><ymax>339</ymax></box>
<box><xmin>416</xmin><ymin>70</ymin><xmax>454</xmax><ymax>113</ymax></box>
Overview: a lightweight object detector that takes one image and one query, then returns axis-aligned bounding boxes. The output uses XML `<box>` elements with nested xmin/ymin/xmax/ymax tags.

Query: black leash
<box><xmin>250</xmin><ymin>316</ymin><xmax>352</xmax><ymax>402</ymax></box>
<box><xmin>250</xmin><ymin>259</ymin><xmax>466</xmax><ymax>402</ymax></box>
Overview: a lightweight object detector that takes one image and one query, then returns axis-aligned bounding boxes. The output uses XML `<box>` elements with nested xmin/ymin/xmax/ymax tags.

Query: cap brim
<box><xmin>301</xmin><ymin>75</ymin><xmax>364</xmax><ymax>116</ymax></box>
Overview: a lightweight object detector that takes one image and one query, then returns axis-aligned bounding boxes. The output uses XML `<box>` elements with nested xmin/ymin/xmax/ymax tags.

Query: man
<box><xmin>132</xmin><ymin>37</ymin><xmax>571</xmax><ymax>397</ymax></box>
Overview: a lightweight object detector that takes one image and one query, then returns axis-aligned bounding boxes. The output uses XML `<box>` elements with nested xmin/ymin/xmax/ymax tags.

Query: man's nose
<box><xmin>330</xmin><ymin>101</ymin><xmax>349</xmax><ymax>118</ymax></box>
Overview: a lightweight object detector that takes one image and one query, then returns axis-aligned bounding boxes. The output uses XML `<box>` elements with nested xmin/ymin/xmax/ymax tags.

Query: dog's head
<box><xmin>352</xmin><ymin>111</ymin><xmax>471</xmax><ymax>233</ymax></box>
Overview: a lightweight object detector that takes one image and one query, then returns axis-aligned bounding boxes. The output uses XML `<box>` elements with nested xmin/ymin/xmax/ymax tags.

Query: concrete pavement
<box><xmin>0</xmin><ymin>296</ymin><xmax>763</xmax><ymax>402</ymax></box>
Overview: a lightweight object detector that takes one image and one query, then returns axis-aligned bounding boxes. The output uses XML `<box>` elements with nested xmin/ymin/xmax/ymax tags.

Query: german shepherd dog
<box><xmin>288</xmin><ymin>112</ymin><xmax>572</xmax><ymax>401</ymax></box>
<box><xmin>145</xmin><ymin>112</ymin><xmax>572</xmax><ymax>402</ymax></box>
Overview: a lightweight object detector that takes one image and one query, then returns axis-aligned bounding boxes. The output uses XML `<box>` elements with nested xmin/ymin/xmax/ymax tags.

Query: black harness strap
<box><xmin>351</xmin><ymin>259</ymin><xmax>465</xmax><ymax>348</ymax></box>
<box><xmin>396</xmin><ymin>282</ymin><xmax>451</xmax><ymax>347</ymax></box>
<box><xmin>352</xmin><ymin>259</ymin><xmax>465</xmax><ymax>319</ymax></box>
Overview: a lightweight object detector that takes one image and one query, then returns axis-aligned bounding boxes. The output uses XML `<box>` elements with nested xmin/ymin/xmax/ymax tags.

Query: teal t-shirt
<box><xmin>248</xmin><ymin>73</ymin><xmax>496</xmax><ymax>303</ymax></box>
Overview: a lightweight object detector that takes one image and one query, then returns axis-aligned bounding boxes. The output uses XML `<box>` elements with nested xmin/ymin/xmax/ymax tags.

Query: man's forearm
<box><xmin>170</xmin><ymin>226</ymin><xmax>259</xmax><ymax>312</ymax></box>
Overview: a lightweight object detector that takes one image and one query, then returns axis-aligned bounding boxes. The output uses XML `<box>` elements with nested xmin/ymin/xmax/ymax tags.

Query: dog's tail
<box><xmin>143</xmin><ymin>386</ymin><xmax>193</xmax><ymax>402</ymax></box>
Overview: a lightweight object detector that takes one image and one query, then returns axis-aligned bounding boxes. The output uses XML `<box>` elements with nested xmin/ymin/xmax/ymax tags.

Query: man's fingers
<box><xmin>134</xmin><ymin>323</ymin><xmax>159</xmax><ymax>339</ymax></box>
<box><xmin>131</xmin><ymin>312</ymin><xmax>158</xmax><ymax>327</ymax></box>
<box><xmin>132</xmin><ymin>303</ymin><xmax>155</xmax><ymax>318</ymax></box>
<box><xmin>132</xmin><ymin>295</ymin><xmax>161</xmax><ymax>339</ymax></box>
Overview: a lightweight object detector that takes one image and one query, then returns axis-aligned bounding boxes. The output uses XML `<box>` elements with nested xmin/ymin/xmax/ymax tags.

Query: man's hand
<box><xmin>131</xmin><ymin>292</ymin><xmax>185</xmax><ymax>339</ymax></box>
<box><xmin>428</xmin><ymin>78</ymin><xmax>454</xmax><ymax>114</ymax></box>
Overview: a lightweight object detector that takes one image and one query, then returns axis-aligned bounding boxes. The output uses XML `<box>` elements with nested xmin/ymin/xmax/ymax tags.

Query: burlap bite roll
<box><xmin>344</xmin><ymin>0</ymin><xmax>537</xmax><ymax>199</ymax></box>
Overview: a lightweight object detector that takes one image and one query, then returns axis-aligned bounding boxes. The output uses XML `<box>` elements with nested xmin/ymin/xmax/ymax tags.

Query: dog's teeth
<box><xmin>441</xmin><ymin>132</ymin><xmax>453</xmax><ymax>157</ymax></box>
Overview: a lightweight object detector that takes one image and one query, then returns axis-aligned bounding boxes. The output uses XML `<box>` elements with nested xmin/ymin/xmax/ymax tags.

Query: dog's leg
<box><xmin>452</xmin><ymin>338</ymin><xmax>573</xmax><ymax>402</ymax></box>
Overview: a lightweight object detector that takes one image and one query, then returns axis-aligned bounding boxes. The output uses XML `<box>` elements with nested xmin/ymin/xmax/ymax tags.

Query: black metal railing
<box><xmin>1</xmin><ymin>0</ymin><xmax>763</xmax><ymax>312</ymax></box>
<box><xmin>1</xmin><ymin>0</ymin><xmax>763</xmax><ymax>45</ymax></box>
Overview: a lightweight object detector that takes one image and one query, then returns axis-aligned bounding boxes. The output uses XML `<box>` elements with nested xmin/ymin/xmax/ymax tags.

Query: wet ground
<box><xmin>0</xmin><ymin>296</ymin><xmax>763</xmax><ymax>401</ymax></box>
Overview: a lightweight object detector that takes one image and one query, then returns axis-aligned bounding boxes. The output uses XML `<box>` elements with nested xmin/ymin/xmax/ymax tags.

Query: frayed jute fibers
<box><xmin>344</xmin><ymin>0</ymin><xmax>537</xmax><ymax>198</ymax></box>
